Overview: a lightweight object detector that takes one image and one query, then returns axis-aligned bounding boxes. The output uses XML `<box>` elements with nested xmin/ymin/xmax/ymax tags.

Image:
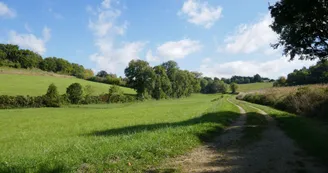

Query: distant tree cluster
<box><xmin>274</xmin><ymin>60</ymin><xmax>328</xmax><ymax>87</ymax></box>
<box><xmin>87</xmin><ymin>70</ymin><xmax>127</xmax><ymax>86</ymax></box>
<box><xmin>221</xmin><ymin>74</ymin><xmax>271</xmax><ymax>84</ymax></box>
<box><xmin>0</xmin><ymin>44</ymin><xmax>94</xmax><ymax>79</ymax></box>
<box><xmin>125</xmin><ymin>60</ymin><xmax>202</xmax><ymax>99</ymax></box>
<box><xmin>200</xmin><ymin>77</ymin><xmax>228</xmax><ymax>94</ymax></box>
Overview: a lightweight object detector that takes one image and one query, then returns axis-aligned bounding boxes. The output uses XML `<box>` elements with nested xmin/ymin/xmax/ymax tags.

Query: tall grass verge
<box><xmin>238</xmin><ymin>84</ymin><xmax>328</xmax><ymax>119</ymax></box>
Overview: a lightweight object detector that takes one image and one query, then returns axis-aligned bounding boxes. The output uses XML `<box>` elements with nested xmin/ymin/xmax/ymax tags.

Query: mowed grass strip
<box><xmin>239</xmin><ymin>102</ymin><xmax>328</xmax><ymax>166</ymax></box>
<box><xmin>0</xmin><ymin>73</ymin><xmax>135</xmax><ymax>96</ymax></box>
<box><xmin>0</xmin><ymin>94</ymin><xmax>240</xmax><ymax>172</ymax></box>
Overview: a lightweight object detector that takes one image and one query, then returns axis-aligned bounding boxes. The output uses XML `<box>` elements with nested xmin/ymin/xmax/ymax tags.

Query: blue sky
<box><xmin>0</xmin><ymin>0</ymin><xmax>315</xmax><ymax>78</ymax></box>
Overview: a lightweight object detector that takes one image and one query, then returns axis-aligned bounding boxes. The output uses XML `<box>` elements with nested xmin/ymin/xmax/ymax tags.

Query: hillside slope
<box><xmin>0</xmin><ymin>68</ymin><xmax>135</xmax><ymax>96</ymax></box>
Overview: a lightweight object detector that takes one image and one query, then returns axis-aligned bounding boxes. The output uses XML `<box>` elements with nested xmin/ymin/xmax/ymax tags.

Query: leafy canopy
<box><xmin>269</xmin><ymin>0</ymin><xmax>328</xmax><ymax>60</ymax></box>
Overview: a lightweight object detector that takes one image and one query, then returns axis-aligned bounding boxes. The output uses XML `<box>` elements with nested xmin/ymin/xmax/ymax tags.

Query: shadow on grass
<box><xmin>271</xmin><ymin>113</ymin><xmax>328</xmax><ymax>166</ymax></box>
<box><xmin>87</xmin><ymin>111</ymin><xmax>240</xmax><ymax>142</ymax></box>
<box><xmin>1</xmin><ymin>111</ymin><xmax>240</xmax><ymax>173</ymax></box>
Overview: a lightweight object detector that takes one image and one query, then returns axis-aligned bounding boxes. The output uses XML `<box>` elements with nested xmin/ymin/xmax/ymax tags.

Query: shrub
<box><xmin>44</xmin><ymin>83</ymin><xmax>61</xmax><ymax>107</ymax></box>
<box><xmin>66</xmin><ymin>83</ymin><xmax>83</xmax><ymax>104</ymax></box>
<box><xmin>108</xmin><ymin>85</ymin><xmax>126</xmax><ymax>103</ymax></box>
<box><xmin>0</xmin><ymin>95</ymin><xmax>46</xmax><ymax>109</ymax></box>
<box><xmin>230</xmin><ymin>83</ymin><xmax>238</xmax><ymax>93</ymax></box>
<box><xmin>109</xmin><ymin>93</ymin><xmax>126</xmax><ymax>103</ymax></box>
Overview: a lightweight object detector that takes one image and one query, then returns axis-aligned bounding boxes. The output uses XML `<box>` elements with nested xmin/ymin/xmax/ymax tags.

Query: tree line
<box><xmin>274</xmin><ymin>60</ymin><xmax>328</xmax><ymax>87</ymax></box>
<box><xmin>0</xmin><ymin>83</ymin><xmax>135</xmax><ymax>109</ymax></box>
<box><xmin>221</xmin><ymin>74</ymin><xmax>272</xmax><ymax>84</ymax></box>
<box><xmin>124</xmin><ymin>60</ymin><xmax>201</xmax><ymax>99</ymax></box>
<box><xmin>124</xmin><ymin>60</ymin><xmax>242</xmax><ymax>99</ymax></box>
<box><xmin>0</xmin><ymin>44</ymin><xmax>94</xmax><ymax>79</ymax></box>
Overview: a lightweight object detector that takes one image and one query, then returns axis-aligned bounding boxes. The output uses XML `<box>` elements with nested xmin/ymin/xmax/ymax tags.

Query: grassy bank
<box><xmin>0</xmin><ymin>94</ymin><xmax>240</xmax><ymax>172</ymax></box>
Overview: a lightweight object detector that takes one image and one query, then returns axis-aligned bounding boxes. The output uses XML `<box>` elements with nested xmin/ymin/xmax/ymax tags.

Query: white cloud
<box><xmin>219</xmin><ymin>13</ymin><xmax>278</xmax><ymax>54</ymax></box>
<box><xmin>199</xmin><ymin>57</ymin><xmax>316</xmax><ymax>79</ymax></box>
<box><xmin>179</xmin><ymin>0</ymin><xmax>222</xmax><ymax>29</ymax></box>
<box><xmin>157</xmin><ymin>39</ymin><xmax>202</xmax><ymax>60</ymax></box>
<box><xmin>0</xmin><ymin>2</ymin><xmax>16</xmax><ymax>18</ymax></box>
<box><xmin>90</xmin><ymin>41</ymin><xmax>146</xmax><ymax>73</ymax></box>
<box><xmin>8</xmin><ymin>26</ymin><xmax>51</xmax><ymax>55</ymax></box>
<box><xmin>146</xmin><ymin>50</ymin><xmax>159</xmax><ymax>62</ymax></box>
<box><xmin>88</xmin><ymin>0</ymin><xmax>145</xmax><ymax>74</ymax></box>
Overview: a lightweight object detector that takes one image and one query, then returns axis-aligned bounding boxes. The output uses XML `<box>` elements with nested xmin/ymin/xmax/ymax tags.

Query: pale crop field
<box><xmin>0</xmin><ymin>94</ymin><xmax>240</xmax><ymax>172</ymax></box>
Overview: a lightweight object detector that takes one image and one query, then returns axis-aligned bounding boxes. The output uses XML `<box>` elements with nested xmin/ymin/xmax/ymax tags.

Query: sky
<box><xmin>0</xmin><ymin>0</ymin><xmax>316</xmax><ymax>79</ymax></box>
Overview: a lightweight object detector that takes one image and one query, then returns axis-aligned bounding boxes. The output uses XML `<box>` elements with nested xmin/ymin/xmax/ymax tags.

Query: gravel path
<box><xmin>168</xmin><ymin>99</ymin><xmax>327</xmax><ymax>173</ymax></box>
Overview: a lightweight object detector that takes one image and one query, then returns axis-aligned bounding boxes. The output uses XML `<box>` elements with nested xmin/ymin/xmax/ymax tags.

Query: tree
<box><xmin>84</xmin><ymin>85</ymin><xmax>95</xmax><ymax>97</ymax></box>
<box><xmin>96</xmin><ymin>70</ymin><xmax>108</xmax><ymax>77</ymax></box>
<box><xmin>124</xmin><ymin>60</ymin><xmax>155</xmax><ymax>99</ymax></box>
<box><xmin>71</xmin><ymin>63</ymin><xmax>85</xmax><ymax>78</ymax></box>
<box><xmin>55</xmin><ymin>58</ymin><xmax>72</xmax><ymax>74</ymax></box>
<box><xmin>187</xmin><ymin>71</ymin><xmax>201</xmax><ymax>93</ymax></box>
<box><xmin>173</xmin><ymin>70</ymin><xmax>190</xmax><ymax>98</ymax></box>
<box><xmin>153</xmin><ymin>65</ymin><xmax>172</xmax><ymax>99</ymax></box>
<box><xmin>269</xmin><ymin>0</ymin><xmax>328</xmax><ymax>60</ymax></box>
<box><xmin>253</xmin><ymin>74</ymin><xmax>262</xmax><ymax>82</ymax></box>
<box><xmin>40</xmin><ymin>57</ymin><xmax>57</xmax><ymax>72</ymax></box>
<box><xmin>0</xmin><ymin>50</ymin><xmax>6</xmax><ymax>60</ymax></box>
<box><xmin>217</xmin><ymin>80</ymin><xmax>228</xmax><ymax>93</ymax></box>
<box><xmin>273</xmin><ymin>76</ymin><xmax>287</xmax><ymax>87</ymax></box>
<box><xmin>44</xmin><ymin>83</ymin><xmax>61</xmax><ymax>107</ymax></box>
<box><xmin>83</xmin><ymin>69</ymin><xmax>94</xmax><ymax>79</ymax></box>
<box><xmin>230</xmin><ymin>82</ymin><xmax>238</xmax><ymax>93</ymax></box>
<box><xmin>66</xmin><ymin>83</ymin><xmax>83</xmax><ymax>104</ymax></box>
<box><xmin>200</xmin><ymin>78</ymin><xmax>208</xmax><ymax>93</ymax></box>
<box><xmin>161</xmin><ymin>60</ymin><xmax>179</xmax><ymax>82</ymax></box>
<box><xmin>17</xmin><ymin>49</ymin><xmax>42</xmax><ymax>69</ymax></box>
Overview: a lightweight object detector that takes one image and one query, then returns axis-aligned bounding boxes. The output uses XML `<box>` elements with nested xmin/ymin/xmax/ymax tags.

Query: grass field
<box><xmin>237</xmin><ymin>82</ymin><xmax>273</xmax><ymax>92</ymax></box>
<box><xmin>0</xmin><ymin>94</ymin><xmax>240</xmax><ymax>172</ymax></box>
<box><xmin>0</xmin><ymin>73</ymin><xmax>135</xmax><ymax>96</ymax></box>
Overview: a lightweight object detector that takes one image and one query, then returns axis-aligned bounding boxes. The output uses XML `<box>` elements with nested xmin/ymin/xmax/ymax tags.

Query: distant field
<box><xmin>237</xmin><ymin>82</ymin><xmax>273</xmax><ymax>92</ymax></box>
<box><xmin>0</xmin><ymin>68</ymin><xmax>135</xmax><ymax>96</ymax></box>
<box><xmin>0</xmin><ymin>94</ymin><xmax>240</xmax><ymax>172</ymax></box>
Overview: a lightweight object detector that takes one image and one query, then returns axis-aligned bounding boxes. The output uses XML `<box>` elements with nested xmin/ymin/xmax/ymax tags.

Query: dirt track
<box><xmin>168</xmin><ymin>99</ymin><xmax>327</xmax><ymax>173</ymax></box>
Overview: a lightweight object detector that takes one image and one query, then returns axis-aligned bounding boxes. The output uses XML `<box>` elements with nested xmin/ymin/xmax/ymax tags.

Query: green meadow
<box><xmin>0</xmin><ymin>94</ymin><xmax>240</xmax><ymax>172</ymax></box>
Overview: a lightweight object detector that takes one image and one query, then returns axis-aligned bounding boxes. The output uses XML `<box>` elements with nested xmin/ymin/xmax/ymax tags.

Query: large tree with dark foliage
<box><xmin>269</xmin><ymin>0</ymin><xmax>328</xmax><ymax>60</ymax></box>
<box><xmin>125</xmin><ymin>60</ymin><xmax>155</xmax><ymax>99</ymax></box>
